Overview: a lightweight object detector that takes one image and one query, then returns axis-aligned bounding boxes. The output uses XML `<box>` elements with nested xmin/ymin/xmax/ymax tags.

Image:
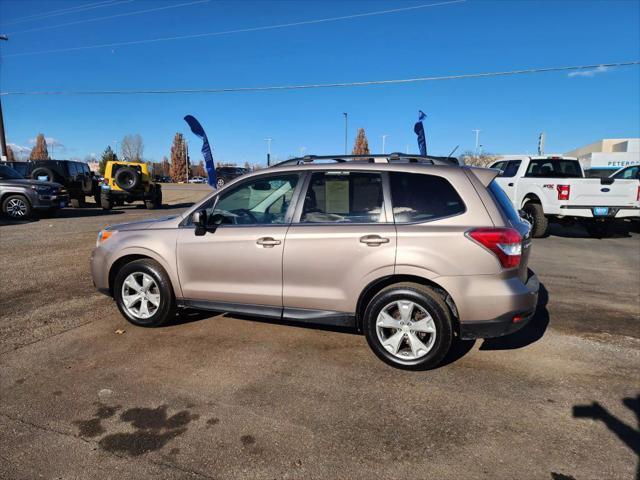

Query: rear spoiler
<box><xmin>465</xmin><ymin>166</ymin><xmax>499</xmax><ymax>187</ymax></box>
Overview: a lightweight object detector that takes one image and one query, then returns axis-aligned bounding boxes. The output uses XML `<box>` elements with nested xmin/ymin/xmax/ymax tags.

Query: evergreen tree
<box><xmin>352</xmin><ymin>128</ymin><xmax>370</xmax><ymax>155</ymax></box>
<box><xmin>170</xmin><ymin>133</ymin><xmax>188</xmax><ymax>182</ymax></box>
<box><xmin>30</xmin><ymin>133</ymin><xmax>50</xmax><ymax>160</ymax></box>
<box><xmin>99</xmin><ymin>146</ymin><xmax>117</xmax><ymax>175</ymax></box>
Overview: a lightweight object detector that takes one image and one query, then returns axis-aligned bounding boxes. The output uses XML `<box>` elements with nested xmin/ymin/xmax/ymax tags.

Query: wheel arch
<box><xmin>108</xmin><ymin>251</ymin><xmax>180</xmax><ymax>298</ymax></box>
<box><xmin>521</xmin><ymin>192</ymin><xmax>542</xmax><ymax>208</ymax></box>
<box><xmin>355</xmin><ymin>275</ymin><xmax>460</xmax><ymax>334</ymax></box>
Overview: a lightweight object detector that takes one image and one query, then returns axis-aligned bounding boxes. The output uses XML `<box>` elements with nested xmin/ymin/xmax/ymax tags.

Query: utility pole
<box><xmin>264</xmin><ymin>137</ymin><xmax>272</xmax><ymax>166</ymax></box>
<box><xmin>0</xmin><ymin>34</ymin><xmax>9</xmax><ymax>161</ymax></box>
<box><xmin>342</xmin><ymin>112</ymin><xmax>348</xmax><ymax>154</ymax></box>
<box><xmin>381</xmin><ymin>134</ymin><xmax>389</xmax><ymax>154</ymax></box>
<box><xmin>472</xmin><ymin>129</ymin><xmax>481</xmax><ymax>156</ymax></box>
<box><xmin>185</xmin><ymin>139</ymin><xmax>189</xmax><ymax>183</ymax></box>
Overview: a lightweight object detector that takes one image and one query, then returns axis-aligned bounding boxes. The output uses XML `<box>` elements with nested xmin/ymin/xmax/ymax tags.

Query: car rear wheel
<box><xmin>363</xmin><ymin>282</ymin><xmax>453</xmax><ymax>370</ymax></box>
<box><xmin>216</xmin><ymin>178</ymin><xmax>225</xmax><ymax>188</ymax></box>
<box><xmin>70</xmin><ymin>197</ymin><xmax>86</xmax><ymax>208</ymax></box>
<box><xmin>114</xmin><ymin>259</ymin><xmax>175</xmax><ymax>327</ymax></box>
<box><xmin>523</xmin><ymin>202</ymin><xmax>548</xmax><ymax>238</ymax></box>
<box><xmin>2</xmin><ymin>194</ymin><xmax>32</xmax><ymax>219</ymax></box>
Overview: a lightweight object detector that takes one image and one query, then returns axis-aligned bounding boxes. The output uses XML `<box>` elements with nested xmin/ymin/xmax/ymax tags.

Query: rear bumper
<box><xmin>555</xmin><ymin>205</ymin><xmax>640</xmax><ymax>219</ymax></box>
<box><xmin>457</xmin><ymin>272</ymin><xmax>540</xmax><ymax>340</ymax></box>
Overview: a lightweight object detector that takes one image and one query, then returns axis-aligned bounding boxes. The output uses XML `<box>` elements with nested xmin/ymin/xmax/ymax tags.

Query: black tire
<box><xmin>154</xmin><ymin>187</ymin><xmax>163</xmax><ymax>209</ymax></box>
<box><xmin>585</xmin><ymin>220</ymin><xmax>612</xmax><ymax>238</ymax></box>
<box><xmin>2</xmin><ymin>194</ymin><xmax>32</xmax><ymax>220</ymax></box>
<box><xmin>523</xmin><ymin>202</ymin><xmax>548</xmax><ymax>238</ymax></box>
<box><xmin>363</xmin><ymin>282</ymin><xmax>453</xmax><ymax>370</ymax></box>
<box><xmin>114</xmin><ymin>167</ymin><xmax>141</xmax><ymax>191</ymax></box>
<box><xmin>31</xmin><ymin>167</ymin><xmax>55</xmax><ymax>182</ymax></box>
<box><xmin>94</xmin><ymin>192</ymin><xmax>102</xmax><ymax>208</ymax></box>
<box><xmin>113</xmin><ymin>259</ymin><xmax>176</xmax><ymax>327</ymax></box>
<box><xmin>100</xmin><ymin>193</ymin><xmax>113</xmax><ymax>211</ymax></box>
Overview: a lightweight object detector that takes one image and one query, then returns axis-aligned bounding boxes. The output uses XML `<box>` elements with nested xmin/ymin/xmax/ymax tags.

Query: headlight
<box><xmin>31</xmin><ymin>185</ymin><xmax>51</xmax><ymax>193</ymax></box>
<box><xmin>96</xmin><ymin>229</ymin><xmax>115</xmax><ymax>247</ymax></box>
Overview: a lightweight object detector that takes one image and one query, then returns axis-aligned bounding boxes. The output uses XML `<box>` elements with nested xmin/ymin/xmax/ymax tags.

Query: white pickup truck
<box><xmin>489</xmin><ymin>156</ymin><xmax>639</xmax><ymax>237</ymax></box>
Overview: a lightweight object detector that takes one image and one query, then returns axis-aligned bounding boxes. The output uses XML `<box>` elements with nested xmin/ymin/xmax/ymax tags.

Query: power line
<box><xmin>1</xmin><ymin>0</ymin><xmax>130</xmax><ymax>27</ymax></box>
<box><xmin>7</xmin><ymin>0</ymin><xmax>210</xmax><ymax>36</ymax></box>
<box><xmin>1</xmin><ymin>61</ymin><xmax>637</xmax><ymax>96</ymax></box>
<box><xmin>4</xmin><ymin>0</ymin><xmax>464</xmax><ymax>57</ymax></box>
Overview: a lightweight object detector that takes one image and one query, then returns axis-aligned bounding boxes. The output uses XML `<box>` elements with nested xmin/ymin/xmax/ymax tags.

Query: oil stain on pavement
<box><xmin>74</xmin><ymin>403</ymin><xmax>199</xmax><ymax>456</ymax></box>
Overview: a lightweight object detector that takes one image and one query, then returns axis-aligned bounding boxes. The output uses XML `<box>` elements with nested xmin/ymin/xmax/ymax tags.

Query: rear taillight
<box><xmin>467</xmin><ymin>228</ymin><xmax>522</xmax><ymax>269</ymax></box>
<box><xmin>557</xmin><ymin>184</ymin><xmax>570</xmax><ymax>200</ymax></box>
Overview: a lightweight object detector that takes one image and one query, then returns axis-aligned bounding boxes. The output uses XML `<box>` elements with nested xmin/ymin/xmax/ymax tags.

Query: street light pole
<box><xmin>343</xmin><ymin>112</ymin><xmax>348</xmax><ymax>154</ymax></box>
<box><xmin>381</xmin><ymin>134</ymin><xmax>388</xmax><ymax>154</ymax></box>
<box><xmin>0</xmin><ymin>34</ymin><xmax>9</xmax><ymax>161</ymax></box>
<box><xmin>264</xmin><ymin>137</ymin><xmax>272</xmax><ymax>166</ymax></box>
<box><xmin>472</xmin><ymin>129</ymin><xmax>482</xmax><ymax>156</ymax></box>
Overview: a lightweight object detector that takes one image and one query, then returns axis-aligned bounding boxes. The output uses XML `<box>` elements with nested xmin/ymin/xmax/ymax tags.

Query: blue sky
<box><xmin>1</xmin><ymin>0</ymin><xmax>639</xmax><ymax>165</ymax></box>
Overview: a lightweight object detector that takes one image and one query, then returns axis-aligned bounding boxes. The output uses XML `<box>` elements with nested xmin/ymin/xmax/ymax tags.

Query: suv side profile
<box><xmin>91</xmin><ymin>154</ymin><xmax>539</xmax><ymax>370</ymax></box>
<box><xmin>3</xmin><ymin>160</ymin><xmax>98</xmax><ymax>208</ymax></box>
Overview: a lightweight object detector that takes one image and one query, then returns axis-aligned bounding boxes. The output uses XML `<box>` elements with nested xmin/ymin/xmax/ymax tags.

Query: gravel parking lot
<box><xmin>1</xmin><ymin>184</ymin><xmax>638</xmax><ymax>479</ymax></box>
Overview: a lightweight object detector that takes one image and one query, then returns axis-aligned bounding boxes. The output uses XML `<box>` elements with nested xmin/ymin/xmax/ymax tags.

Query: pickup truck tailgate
<box><xmin>569</xmin><ymin>179</ymin><xmax>639</xmax><ymax>207</ymax></box>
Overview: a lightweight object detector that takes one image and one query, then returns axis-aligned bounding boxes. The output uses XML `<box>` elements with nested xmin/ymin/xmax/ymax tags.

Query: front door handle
<box><xmin>508</xmin><ymin>183</ymin><xmax>514</xmax><ymax>187</ymax></box>
<box><xmin>360</xmin><ymin>234</ymin><xmax>390</xmax><ymax>246</ymax></box>
<box><xmin>256</xmin><ymin>237</ymin><xmax>281</xmax><ymax>248</ymax></box>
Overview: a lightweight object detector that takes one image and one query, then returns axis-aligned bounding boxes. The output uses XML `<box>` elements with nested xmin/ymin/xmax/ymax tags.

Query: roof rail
<box><xmin>272</xmin><ymin>153</ymin><xmax>458</xmax><ymax>167</ymax></box>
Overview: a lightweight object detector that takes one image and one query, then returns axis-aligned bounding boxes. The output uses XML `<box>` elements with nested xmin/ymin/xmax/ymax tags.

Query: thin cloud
<box><xmin>7</xmin><ymin>143</ymin><xmax>30</xmax><ymax>153</ymax></box>
<box><xmin>568</xmin><ymin>65</ymin><xmax>610</xmax><ymax>78</ymax></box>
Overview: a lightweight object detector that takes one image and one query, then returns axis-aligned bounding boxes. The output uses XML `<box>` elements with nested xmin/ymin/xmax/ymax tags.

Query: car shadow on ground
<box><xmin>0</xmin><ymin>209</ymin><xmax>125</xmax><ymax>226</ymax></box>
<box><xmin>479</xmin><ymin>283</ymin><xmax>550</xmax><ymax>351</ymax></box>
<box><xmin>545</xmin><ymin>221</ymin><xmax>636</xmax><ymax>239</ymax></box>
<box><xmin>572</xmin><ymin>395</ymin><xmax>640</xmax><ymax>479</ymax></box>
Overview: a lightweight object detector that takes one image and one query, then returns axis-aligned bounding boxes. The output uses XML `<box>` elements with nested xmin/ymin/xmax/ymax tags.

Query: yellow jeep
<box><xmin>100</xmin><ymin>161</ymin><xmax>162</xmax><ymax>210</ymax></box>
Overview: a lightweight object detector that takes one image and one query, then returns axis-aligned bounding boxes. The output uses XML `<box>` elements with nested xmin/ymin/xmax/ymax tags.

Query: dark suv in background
<box><xmin>2</xmin><ymin>160</ymin><xmax>99</xmax><ymax>207</ymax></box>
<box><xmin>215</xmin><ymin>166</ymin><xmax>247</xmax><ymax>188</ymax></box>
<box><xmin>0</xmin><ymin>164</ymin><xmax>69</xmax><ymax>219</ymax></box>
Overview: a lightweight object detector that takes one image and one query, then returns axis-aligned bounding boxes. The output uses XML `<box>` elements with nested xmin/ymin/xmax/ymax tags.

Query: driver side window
<box><xmin>205</xmin><ymin>174</ymin><xmax>300</xmax><ymax>225</ymax></box>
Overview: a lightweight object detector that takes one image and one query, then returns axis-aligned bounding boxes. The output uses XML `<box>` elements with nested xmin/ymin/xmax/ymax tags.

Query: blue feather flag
<box><xmin>414</xmin><ymin>110</ymin><xmax>427</xmax><ymax>156</ymax></box>
<box><xmin>184</xmin><ymin>115</ymin><xmax>217</xmax><ymax>188</ymax></box>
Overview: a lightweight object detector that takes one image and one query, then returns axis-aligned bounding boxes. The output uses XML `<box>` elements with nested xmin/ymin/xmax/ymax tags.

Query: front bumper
<box><xmin>458</xmin><ymin>272</ymin><xmax>540</xmax><ymax>340</ymax></box>
<box><xmin>32</xmin><ymin>193</ymin><xmax>70</xmax><ymax>210</ymax></box>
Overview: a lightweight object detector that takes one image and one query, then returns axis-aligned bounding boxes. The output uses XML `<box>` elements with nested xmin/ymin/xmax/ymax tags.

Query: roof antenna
<box><xmin>447</xmin><ymin>145</ymin><xmax>459</xmax><ymax>158</ymax></box>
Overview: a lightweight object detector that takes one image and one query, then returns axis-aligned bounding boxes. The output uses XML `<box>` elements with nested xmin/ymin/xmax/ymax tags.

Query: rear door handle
<box><xmin>508</xmin><ymin>183</ymin><xmax>514</xmax><ymax>187</ymax></box>
<box><xmin>256</xmin><ymin>237</ymin><xmax>281</xmax><ymax>247</ymax></box>
<box><xmin>360</xmin><ymin>235</ymin><xmax>390</xmax><ymax>246</ymax></box>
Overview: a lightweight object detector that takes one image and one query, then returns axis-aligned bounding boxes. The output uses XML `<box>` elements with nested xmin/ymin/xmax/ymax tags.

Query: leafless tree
<box><xmin>459</xmin><ymin>150</ymin><xmax>498</xmax><ymax>168</ymax></box>
<box><xmin>121</xmin><ymin>134</ymin><xmax>144</xmax><ymax>162</ymax></box>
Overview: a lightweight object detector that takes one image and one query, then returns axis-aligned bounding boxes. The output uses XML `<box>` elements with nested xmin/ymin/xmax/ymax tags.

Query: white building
<box><xmin>564</xmin><ymin>138</ymin><xmax>640</xmax><ymax>174</ymax></box>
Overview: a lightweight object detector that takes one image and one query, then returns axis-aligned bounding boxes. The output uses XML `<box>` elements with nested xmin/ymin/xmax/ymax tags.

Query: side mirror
<box><xmin>193</xmin><ymin>210</ymin><xmax>229</xmax><ymax>236</ymax></box>
<box><xmin>193</xmin><ymin>209</ymin><xmax>208</xmax><ymax>236</ymax></box>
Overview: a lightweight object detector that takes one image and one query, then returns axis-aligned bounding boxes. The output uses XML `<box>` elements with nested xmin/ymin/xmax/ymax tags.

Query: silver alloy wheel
<box><xmin>216</xmin><ymin>178</ymin><xmax>225</xmax><ymax>188</ymax></box>
<box><xmin>376</xmin><ymin>300</ymin><xmax>437</xmax><ymax>360</ymax></box>
<box><xmin>6</xmin><ymin>198</ymin><xmax>28</xmax><ymax>217</ymax></box>
<box><xmin>121</xmin><ymin>272</ymin><xmax>161</xmax><ymax>320</ymax></box>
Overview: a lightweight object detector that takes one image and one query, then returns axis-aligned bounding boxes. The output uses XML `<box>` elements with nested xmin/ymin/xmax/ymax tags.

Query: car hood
<box><xmin>0</xmin><ymin>178</ymin><xmax>62</xmax><ymax>188</ymax></box>
<box><xmin>108</xmin><ymin>215</ymin><xmax>179</xmax><ymax>232</ymax></box>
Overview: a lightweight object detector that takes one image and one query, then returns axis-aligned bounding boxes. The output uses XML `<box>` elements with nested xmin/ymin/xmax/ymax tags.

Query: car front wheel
<box><xmin>114</xmin><ymin>259</ymin><xmax>176</xmax><ymax>327</ymax></box>
<box><xmin>363</xmin><ymin>282</ymin><xmax>453</xmax><ymax>370</ymax></box>
<box><xmin>2</xmin><ymin>194</ymin><xmax>32</xmax><ymax>219</ymax></box>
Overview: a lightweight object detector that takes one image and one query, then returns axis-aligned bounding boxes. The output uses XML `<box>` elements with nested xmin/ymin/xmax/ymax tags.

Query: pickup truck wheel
<box><xmin>114</xmin><ymin>259</ymin><xmax>176</xmax><ymax>327</ymax></box>
<box><xmin>363</xmin><ymin>282</ymin><xmax>452</xmax><ymax>370</ymax></box>
<box><xmin>2</xmin><ymin>194</ymin><xmax>32</xmax><ymax>219</ymax></box>
<box><xmin>523</xmin><ymin>202</ymin><xmax>548</xmax><ymax>238</ymax></box>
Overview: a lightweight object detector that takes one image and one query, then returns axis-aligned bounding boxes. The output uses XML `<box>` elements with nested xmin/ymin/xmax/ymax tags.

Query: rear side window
<box><xmin>502</xmin><ymin>160</ymin><xmax>521</xmax><ymax>177</ymax></box>
<box><xmin>489</xmin><ymin>181</ymin><xmax>521</xmax><ymax>225</ymax></box>
<box><xmin>389</xmin><ymin>172</ymin><xmax>465</xmax><ymax>223</ymax></box>
<box><xmin>301</xmin><ymin>171</ymin><xmax>384</xmax><ymax>223</ymax></box>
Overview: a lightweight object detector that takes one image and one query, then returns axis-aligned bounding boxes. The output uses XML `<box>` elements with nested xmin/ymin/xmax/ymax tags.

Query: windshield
<box><xmin>0</xmin><ymin>165</ymin><xmax>24</xmax><ymax>179</ymax></box>
<box><xmin>525</xmin><ymin>159</ymin><xmax>583</xmax><ymax>178</ymax></box>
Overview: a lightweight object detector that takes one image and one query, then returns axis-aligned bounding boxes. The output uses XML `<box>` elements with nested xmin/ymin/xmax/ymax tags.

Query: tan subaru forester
<box><xmin>91</xmin><ymin>154</ymin><xmax>539</xmax><ymax>370</ymax></box>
